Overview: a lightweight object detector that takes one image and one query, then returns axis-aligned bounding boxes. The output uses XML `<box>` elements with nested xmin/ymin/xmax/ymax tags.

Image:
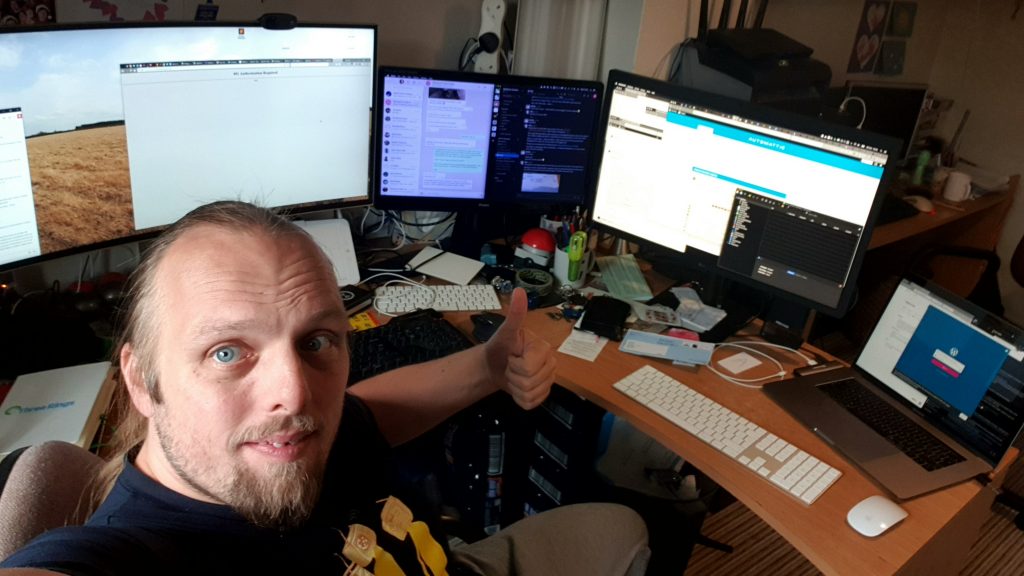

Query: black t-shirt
<box><xmin>1</xmin><ymin>395</ymin><xmax>457</xmax><ymax>576</ymax></box>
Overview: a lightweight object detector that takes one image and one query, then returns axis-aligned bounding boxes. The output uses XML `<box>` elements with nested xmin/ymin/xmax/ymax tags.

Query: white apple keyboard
<box><xmin>374</xmin><ymin>284</ymin><xmax>502</xmax><ymax>315</ymax></box>
<box><xmin>613</xmin><ymin>365</ymin><xmax>842</xmax><ymax>505</ymax></box>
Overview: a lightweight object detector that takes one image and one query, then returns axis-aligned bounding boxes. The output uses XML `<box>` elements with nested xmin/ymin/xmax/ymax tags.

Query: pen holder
<box><xmin>552</xmin><ymin>247</ymin><xmax>594</xmax><ymax>289</ymax></box>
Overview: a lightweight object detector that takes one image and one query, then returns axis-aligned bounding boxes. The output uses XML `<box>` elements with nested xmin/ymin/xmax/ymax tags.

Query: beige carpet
<box><xmin>683</xmin><ymin>458</ymin><xmax>1024</xmax><ymax>575</ymax></box>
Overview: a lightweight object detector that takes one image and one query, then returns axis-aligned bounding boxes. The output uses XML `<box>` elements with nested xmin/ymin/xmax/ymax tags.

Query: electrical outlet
<box><xmin>474</xmin><ymin>0</ymin><xmax>506</xmax><ymax>74</ymax></box>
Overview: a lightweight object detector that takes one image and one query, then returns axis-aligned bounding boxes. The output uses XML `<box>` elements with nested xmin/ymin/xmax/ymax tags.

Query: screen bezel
<box><xmin>589</xmin><ymin>70</ymin><xmax>902</xmax><ymax>317</ymax></box>
<box><xmin>371</xmin><ymin>66</ymin><xmax>604</xmax><ymax>212</ymax></box>
<box><xmin>0</xmin><ymin>20</ymin><xmax>377</xmax><ymax>274</ymax></box>
<box><xmin>843</xmin><ymin>80</ymin><xmax>929</xmax><ymax>163</ymax></box>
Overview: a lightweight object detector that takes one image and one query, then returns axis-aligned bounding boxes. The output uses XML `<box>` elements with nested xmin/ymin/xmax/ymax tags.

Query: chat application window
<box><xmin>381</xmin><ymin>76</ymin><xmax>494</xmax><ymax>200</ymax></box>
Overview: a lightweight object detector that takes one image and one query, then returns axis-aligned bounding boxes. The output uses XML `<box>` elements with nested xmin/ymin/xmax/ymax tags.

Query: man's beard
<box><xmin>154</xmin><ymin>412</ymin><xmax>325</xmax><ymax>530</ymax></box>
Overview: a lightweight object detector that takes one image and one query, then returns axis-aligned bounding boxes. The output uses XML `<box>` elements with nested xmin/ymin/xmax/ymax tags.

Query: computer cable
<box><xmin>839</xmin><ymin>96</ymin><xmax>868</xmax><ymax>129</ymax></box>
<box><xmin>705</xmin><ymin>340</ymin><xmax>816</xmax><ymax>389</ymax></box>
<box><xmin>705</xmin><ymin>342</ymin><xmax>787</xmax><ymax>389</ymax></box>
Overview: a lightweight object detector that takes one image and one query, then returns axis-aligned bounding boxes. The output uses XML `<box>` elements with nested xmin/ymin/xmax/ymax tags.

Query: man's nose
<box><xmin>263</xmin><ymin>348</ymin><xmax>311</xmax><ymax>414</ymax></box>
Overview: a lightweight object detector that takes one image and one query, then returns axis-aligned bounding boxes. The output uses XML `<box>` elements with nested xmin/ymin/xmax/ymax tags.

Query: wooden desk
<box><xmin>839</xmin><ymin>176</ymin><xmax>1018</xmax><ymax>348</ymax></box>
<box><xmin>452</xmin><ymin>307</ymin><xmax>1003</xmax><ymax>576</ymax></box>
<box><xmin>868</xmin><ymin>177</ymin><xmax>1017</xmax><ymax>252</ymax></box>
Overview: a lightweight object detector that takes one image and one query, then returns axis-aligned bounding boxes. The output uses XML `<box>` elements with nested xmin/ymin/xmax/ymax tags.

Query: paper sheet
<box><xmin>558</xmin><ymin>329</ymin><xmax>608</xmax><ymax>362</ymax></box>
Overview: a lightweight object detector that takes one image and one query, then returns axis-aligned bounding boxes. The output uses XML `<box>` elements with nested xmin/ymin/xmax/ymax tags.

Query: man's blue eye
<box><xmin>302</xmin><ymin>335</ymin><xmax>331</xmax><ymax>352</ymax></box>
<box><xmin>213</xmin><ymin>346</ymin><xmax>240</xmax><ymax>364</ymax></box>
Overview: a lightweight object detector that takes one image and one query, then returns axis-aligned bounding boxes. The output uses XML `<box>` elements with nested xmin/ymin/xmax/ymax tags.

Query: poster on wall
<box><xmin>888</xmin><ymin>2</ymin><xmax>917</xmax><ymax>37</ymax></box>
<box><xmin>56</xmin><ymin>0</ymin><xmax>181</xmax><ymax>23</ymax></box>
<box><xmin>1</xmin><ymin>0</ymin><xmax>56</xmax><ymax>26</ymax></box>
<box><xmin>847</xmin><ymin>0</ymin><xmax>891</xmax><ymax>74</ymax></box>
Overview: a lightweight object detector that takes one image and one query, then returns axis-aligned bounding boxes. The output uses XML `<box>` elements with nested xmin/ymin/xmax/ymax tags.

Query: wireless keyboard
<box><xmin>614</xmin><ymin>365</ymin><xmax>842</xmax><ymax>505</ymax></box>
<box><xmin>374</xmin><ymin>284</ymin><xmax>502</xmax><ymax>315</ymax></box>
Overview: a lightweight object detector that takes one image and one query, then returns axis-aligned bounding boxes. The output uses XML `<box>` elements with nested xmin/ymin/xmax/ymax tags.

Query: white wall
<box><xmin>53</xmin><ymin>0</ymin><xmax>483</xmax><ymax>69</ymax></box>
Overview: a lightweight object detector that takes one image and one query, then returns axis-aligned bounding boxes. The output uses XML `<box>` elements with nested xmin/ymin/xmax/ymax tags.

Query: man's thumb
<box><xmin>493</xmin><ymin>287</ymin><xmax>527</xmax><ymax>356</ymax></box>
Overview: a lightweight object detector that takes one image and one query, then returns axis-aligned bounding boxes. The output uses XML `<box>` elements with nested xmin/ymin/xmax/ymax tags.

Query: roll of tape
<box><xmin>515</xmin><ymin>268</ymin><xmax>554</xmax><ymax>297</ymax></box>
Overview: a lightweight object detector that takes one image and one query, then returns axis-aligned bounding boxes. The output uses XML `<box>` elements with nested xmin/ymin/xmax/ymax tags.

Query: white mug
<box><xmin>942</xmin><ymin>171</ymin><xmax>972</xmax><ymax>202</ymax></box>
<box><xmin>552</xmin><ymin>247</ymin><xmax>594</xmax><ymax>289</ymax></box>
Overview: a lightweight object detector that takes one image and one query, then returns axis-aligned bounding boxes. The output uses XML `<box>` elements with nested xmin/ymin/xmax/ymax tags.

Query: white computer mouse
<box><xmin>903</xmin><ymin>195</ymin><xmax>935</xmax><ymax>212</ymax></box>
<box><xmin>847</xmin><ymin>495</ymin><xmax>908</xmax><ymax>537</ymax></box>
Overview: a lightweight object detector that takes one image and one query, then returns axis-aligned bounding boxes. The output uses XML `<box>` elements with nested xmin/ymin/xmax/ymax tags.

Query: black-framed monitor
<box><xmin>843</xmin><ymin>81</ymin><xmax>930</xmax><ymax>163</ymax></box>
<box><xmin>0</xmin><ymin>21</ymin><xmax>376</xmax><ymax>273</ymax></box>
<box><xmin>590</xmin><ymin>70</ymin><xmax>900</xmax><ymax>318</ymax></box>
<box><xmin>372</xmin><ymin>66</ymin><xmax>603</xmax><ymax>212</ymax></box>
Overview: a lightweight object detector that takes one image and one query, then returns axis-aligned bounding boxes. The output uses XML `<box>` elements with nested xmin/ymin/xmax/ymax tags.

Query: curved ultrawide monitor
<box><xmin>0</xmin><ymin>21</ymin><xmax>376</xmax><ymax>272</ymax></box>
<box><xmin>590</xmin><ymin>70</ymin><xmax>901</xmax><ymax>317</ymax></box>
<box><xmin>372</xmin><ymin>66</ymin><xmax>603</xmax><ymax>212</ymax></box>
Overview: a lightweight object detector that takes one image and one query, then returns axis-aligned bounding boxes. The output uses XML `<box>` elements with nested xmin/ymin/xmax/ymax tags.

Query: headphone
<box><xmin>459</xmin><ymin>32</ymin><xmax>500</xmax><ymax>71</ymax></box>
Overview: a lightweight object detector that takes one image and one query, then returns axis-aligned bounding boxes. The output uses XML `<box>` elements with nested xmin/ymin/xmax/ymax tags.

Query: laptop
<box><xmin>764</xmin><ymin>277</ymin><xmax>1024</xmax><ymax>500</ymax></box>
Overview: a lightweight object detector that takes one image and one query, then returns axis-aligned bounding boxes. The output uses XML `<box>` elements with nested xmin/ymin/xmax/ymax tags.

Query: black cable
<box><xmin>458</xmin><ymin>37</ymin><xmax>479</xmax><ymax>71</ymax></box>
<box><xmin>503</xmin><ymin>20</ymin><xmax>514</xmax><ymax>50</ymax></box>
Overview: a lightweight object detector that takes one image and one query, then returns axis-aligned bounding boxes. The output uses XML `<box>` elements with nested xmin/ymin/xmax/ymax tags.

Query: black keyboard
<box><xmin>819</xmin><ymin>378</ymin><xmax>966</xmax><ymax>471</ymax></box>
<box><xmin>348</xmin><ymin>308</ymin><xmax>474</xmax><ymax>384</ymax></box>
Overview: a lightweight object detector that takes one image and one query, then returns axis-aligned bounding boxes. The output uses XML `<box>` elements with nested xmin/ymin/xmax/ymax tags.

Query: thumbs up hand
<box><xmin>484</xmin><ymin>288</ymin><xmax>556</xmax><ymax>409</ymax></box>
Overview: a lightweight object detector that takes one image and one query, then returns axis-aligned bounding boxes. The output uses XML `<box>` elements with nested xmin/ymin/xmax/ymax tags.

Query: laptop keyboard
<box><xmin>818</xmin><ymin>378</ymin><xmax>966</xmax><ymax>471</ymax></box>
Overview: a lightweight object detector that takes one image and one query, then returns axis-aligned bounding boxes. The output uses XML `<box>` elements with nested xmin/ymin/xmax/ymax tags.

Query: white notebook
<box><xmin>407</xmin><ymin>246</ymin><xmax>484</xmax><ymax>285</ymax></box>
<box><xmin>0</xmin><ymin>361</ymin><xmax>115</xmax><ymax>456</ymax></box>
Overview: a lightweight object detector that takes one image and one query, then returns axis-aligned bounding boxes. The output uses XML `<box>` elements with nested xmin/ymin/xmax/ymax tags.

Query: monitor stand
<box><xmin>446</xmin><ymin>207</ymin><xmax>542</xmax><ymax>259</ymax></box>
<box><xmin>758</xmin><ymin>298</ymin><xmax>814</xmax><ymax>349</ymax></box>
<box><xmin>643</xmin><ymin>247</ymin><xmax>770</xmax><ymax>342</ymax></box>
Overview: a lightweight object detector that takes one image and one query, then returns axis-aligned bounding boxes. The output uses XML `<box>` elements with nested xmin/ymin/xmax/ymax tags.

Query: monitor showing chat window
<box><xmin>0</xmin><ymin>22</ymin><xmax>376</xmax><ymax>272</ymax></box>
<box><xmin>372</xmin><ymin>66</ymin><xmax>603</xmax><ymax>212</ymax></box>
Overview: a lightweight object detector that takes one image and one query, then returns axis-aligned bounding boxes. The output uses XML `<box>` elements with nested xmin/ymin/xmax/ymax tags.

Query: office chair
<box><xmin>0</xmin><ymin>441</ymin><xmax>103</xmax><ymax>561</ymax></box>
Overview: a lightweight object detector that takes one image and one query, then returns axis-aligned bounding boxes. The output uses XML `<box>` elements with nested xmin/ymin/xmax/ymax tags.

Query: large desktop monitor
<box><xmin>372</xmin><ymin>67</ymin><xmax>603</xmax><ymax>212</ymax></box>
<box><xmin>0</xmin><ymin>21</ymin><xmax>376</xmax><ymax>273</ymax></box>
<box><xmin>591</xmin><ymin>70</ymin><xmax>900</xmax><ymax>318</ymax></box>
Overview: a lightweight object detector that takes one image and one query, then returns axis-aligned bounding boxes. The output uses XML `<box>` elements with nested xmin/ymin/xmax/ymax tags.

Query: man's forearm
<box><xmin>348</xmin><ymin>345</ymin><xmax>502</xmax><ymax>446</ymax></box>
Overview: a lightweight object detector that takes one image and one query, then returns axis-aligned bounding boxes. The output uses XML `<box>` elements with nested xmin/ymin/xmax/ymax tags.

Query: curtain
<box><xmin>512</xmin><ymin>0</ymin><xmax>609</xmax><ymax>80</ymax></box>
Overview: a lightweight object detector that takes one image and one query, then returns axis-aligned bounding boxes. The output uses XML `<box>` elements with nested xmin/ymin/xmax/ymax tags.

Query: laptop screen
<box><xmin>857</xmin><ymin>279</ymin><xmax>1024</xmax><ymax>465</ymax></box>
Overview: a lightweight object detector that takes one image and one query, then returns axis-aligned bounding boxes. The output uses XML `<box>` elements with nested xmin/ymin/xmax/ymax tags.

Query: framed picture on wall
<box><xmin>1</xmin><ymin>0</ymin><xmax>56</xmax><ymax>26</ymax></box>
<box><xmin>847</xmin><ymin>1</ymin><xmax>891</xmax><ymax>74</ymax></box>
<box><xmin>888</xmin><ymin>2</ymin><xmax>917</xmax><ymax>38</ymax></box>
<box><xmin>878</xmin><ymin>39</ymin><xmax>906</xmax><ymax>75</ymax></box>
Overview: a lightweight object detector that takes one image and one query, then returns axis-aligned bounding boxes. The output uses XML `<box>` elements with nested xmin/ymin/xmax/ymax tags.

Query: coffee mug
<box><xmin>552</xmin><ymin>247</ymin><xmax>594</xmax><ymax>289</ymax></box>
<box><xmin>942</xmin><ymin>171</ymin><xmax>972</xmax><ymax>202</ymax></box>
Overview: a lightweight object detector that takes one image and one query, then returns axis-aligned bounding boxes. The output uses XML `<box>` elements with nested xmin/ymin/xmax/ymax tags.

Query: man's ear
<box><xmin>121</xmin><ymin>343</ymin><xmax>155</xmax><ymax>418</ymax></box>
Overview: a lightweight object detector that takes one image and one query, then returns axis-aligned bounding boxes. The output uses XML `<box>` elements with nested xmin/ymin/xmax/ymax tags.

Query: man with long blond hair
<box><xmin>0</xmin><ymin>201</ymin><xmax>649</xmax><ymax>576</ymax></box>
